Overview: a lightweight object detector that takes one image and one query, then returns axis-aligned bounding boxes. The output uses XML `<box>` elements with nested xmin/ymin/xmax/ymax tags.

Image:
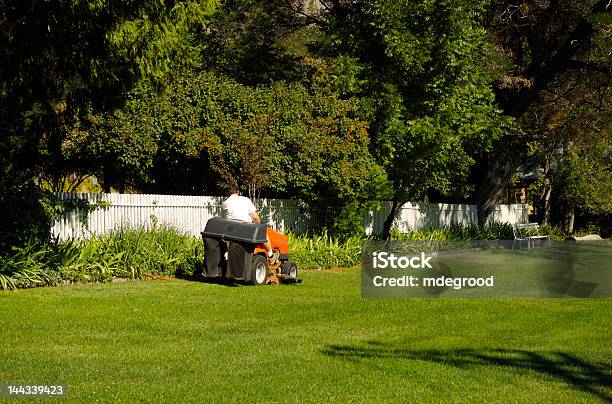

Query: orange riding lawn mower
<box><xmin>199</xmin><ymin>217</ymin><xmax>300</xmax><ymax>285</ymax></box>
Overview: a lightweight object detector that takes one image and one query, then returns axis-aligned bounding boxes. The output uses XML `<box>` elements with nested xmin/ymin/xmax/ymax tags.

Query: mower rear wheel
<box><xmin>281</xmin><ymin>261</ymin><xmax>298</xmax><ymax>279</ymax></box>
<box><xmin>250</xmin><ymin>255</ymin><xmax>268</xmax><ymax>285</ymax></box>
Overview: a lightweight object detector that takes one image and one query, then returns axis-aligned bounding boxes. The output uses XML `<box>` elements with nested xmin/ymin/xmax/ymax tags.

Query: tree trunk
<box><xmin>507</xmin><ymin>184</ymin><xmax>512</xmax><ymax>205</ymax></box>
<box><xmin>541</xmin><ymin>180</ymin><xmax>552</xmax><ymax>225</ymax></box>
<box><xmin>103</xmin><ymin>164</ymin><xmax>114</xmax><ymax>193</ymax></box>
<box><xmin>475</xmin><ymin>150</ymin><xmax>513</xmax><ymax>227</ymax></box>
<box><xmin>421</xmin><ymin>187</ymin><xmax>429</xmax><ymax>203</ymax></box>
<box><xmin>564</xmin><ymin>201</ymin><xmax>575</xmax><ymax>234</ymax></box>
<box><xmin>103</xmin><ymin>173</ymin><xmax>111</xmax><ymax>193</ymax></box>
<box><xmin>382</xmin><ymin>197</ymin><xmax>401</xmax><ymax>240</ymax></box>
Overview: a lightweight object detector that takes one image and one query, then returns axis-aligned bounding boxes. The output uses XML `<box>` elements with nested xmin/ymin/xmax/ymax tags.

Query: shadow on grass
<box><xmin>180</xmin><ymin>274</ymin><xmax>302</xmax><ymax>287</ymax></box>
<box><xmin>179</xmin><ymin>274</ymin><xmax>243</xmax><ymax>287</ymax></box>
<box><xmin>323</xmin><ymin>343</ymin><xmax>611</xmax><ymax>401</ymax></box>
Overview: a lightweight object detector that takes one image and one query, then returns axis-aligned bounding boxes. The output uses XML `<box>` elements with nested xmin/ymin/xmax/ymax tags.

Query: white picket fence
<box><xmin>51</xmin><ymin>192</ymin><xmax>528</xmax><ymax>240</ymax></box>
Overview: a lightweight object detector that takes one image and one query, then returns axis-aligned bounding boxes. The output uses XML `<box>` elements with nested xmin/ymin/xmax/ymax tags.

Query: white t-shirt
<box><xmin>221</xmin><ymin>194</ymin><xmax>257</xmax><ymax>223</ymax></box>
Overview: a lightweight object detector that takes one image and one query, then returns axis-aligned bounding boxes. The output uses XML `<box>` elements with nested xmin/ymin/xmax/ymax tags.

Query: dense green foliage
<box><xmin>0</xmin><ymin>227</ymin><xmax>202</xmax><ymax>290</ymax></box>
<box><xmin>0</xmin><ymin>0</ymin><xmax>217</xmax><ymax>246</ymax></box>
<box><xmin>1</xmin><ymin>0</ymin><xmax>609</xmax><ymax>245</ymax></box>
<box><xmin>389</xmin><ymin>223</ymin><xmax>515</xmax><ymax>241</ymax></box>
<box><xmin>481</xmin><ymin>0</ymin><xmax>611</xmax><ymax>230</ymax></box>
<box><xmin>0</xmin><ymin>0</ymin><xmax>217</xmax><ymax>188</ymax></box>
<box><xmin>324</xmin><ymin>0</ymin><xmax>515</xmax><ymax>203</ymax></box>
<box><xmin>0</xmin><ymin>183</ymin><xmax>58</xmax><ymax>249</ymax></box>
<box><xmin>85</xmin><ymin>70</ymin><xmax>388</xmax><ymax>204</ymax></box>
<box><xmin>287</xmin><ymin>231</ymin><xmax>362</xmax><ymax>269</ymax></box>
<box><xmin>1</xmin><ymin>223</ymin><xmax>532</xmax><ymax>289</ymax></box>
<box><xmin>553</xmin><ymin>131</ymin><xmax>612</xmax><ymax>217</ymax></box>
<box><xmin>288</xmin><ymin>223</ymin><xmax>521</xmax><ymax>269</ymax></box>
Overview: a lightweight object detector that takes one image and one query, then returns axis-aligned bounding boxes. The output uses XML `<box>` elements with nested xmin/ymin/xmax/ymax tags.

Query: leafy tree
<box><xmin>202</xmin><ymin>0</ymin><xmax>308</xmax><ymax>85</ymax></box>
<box><xmin>90</xmin><ymin>69</ymin><xmax>388</xmax><ymax>216</ymax></box>
<box><xmin>554</xmin><ymin>130</ymin><xmax>612</xmax><ymax>232</ymax></box>
<box><xmin>315</xmin><ymin>0</ymin><xmax>514</xmax><ymax>237</ymax></box>
<box><xmin>523</xmin><ymin>65</ymin><xmax>611</xmax><ymax>231</ymax></box>
<box><xmin>0</xmin><ymin>0</ymin><xmax>216</xmax><ymax>245</ymax></box>
<box><xmin>475</xmin><ymin>0</ymin><xmax>611</xmax><ymax>226</ymax></box>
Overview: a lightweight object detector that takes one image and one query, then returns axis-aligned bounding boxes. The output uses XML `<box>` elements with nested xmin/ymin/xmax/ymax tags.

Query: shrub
<box><xmin>287</xmin><ymin>230</ymin><xmax>362</xmax><ymax>269</ymax></box>
<box><xmin>389</xmin><ymin>223</ymin><xmax>514</xmax><ymax>241</ymax></box>
<box><xmin>93</xmin><ymin>226</ymin><xmax>203</xmax><ymax>278</ymax></box>
<box><xmin>330</xmin><ymin>202</ymin><xmax>368</xmax><ymax>240</ymax></box>
<box><xmin>1</xmin><ymin>222</ymin><xmax>530</xmax><ymax>289</ymax></box>
<box><xmin>0</xmin><ymin>226</ymin><xmax>204</xmax><ymax>290</ymax></box>
<box><xmin>0</xmin><ymin>183</ymin><xmax>59</xmax><ymax>252</ymax></box>
<box><xmin>0</xmin><ymin>242</ymin><xmax>61</xmax><ymax>290</ymax></box>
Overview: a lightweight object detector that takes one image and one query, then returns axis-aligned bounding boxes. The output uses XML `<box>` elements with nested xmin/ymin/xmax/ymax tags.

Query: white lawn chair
<box><xmin>513</xmin><ymin>223</ymin><xmax>550</xmax><ymax>249</ymax></box>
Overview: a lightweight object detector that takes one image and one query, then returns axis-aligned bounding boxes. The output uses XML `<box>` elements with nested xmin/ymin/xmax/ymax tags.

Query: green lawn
<box><xmin>0</xmin><ymin>269</ymin><xmax>610</xmax><ymax>402</ymax></box>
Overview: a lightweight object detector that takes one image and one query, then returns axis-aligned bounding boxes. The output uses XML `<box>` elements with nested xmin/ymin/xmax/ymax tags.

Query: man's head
<box><xmin>228</xmin><ymin>185</ymin><xmax>240</xmax><ymax>196</ymax></box>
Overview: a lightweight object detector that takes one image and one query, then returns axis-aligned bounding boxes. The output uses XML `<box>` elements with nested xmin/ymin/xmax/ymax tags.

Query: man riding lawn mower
<box><xmin>200</xmin><ymin>187</ymin><xmax>299</xmax><ymax>285</ymax></box>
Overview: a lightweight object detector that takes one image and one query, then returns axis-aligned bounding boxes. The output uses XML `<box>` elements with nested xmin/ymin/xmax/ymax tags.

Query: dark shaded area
<box><xmin>323</xmin><ymin>344</ymin><xmax>612</xmax><ymax>401</ymax></box>
<box><xmin>0</xmin><ymin>183</ymin><xmax>54</xmax><ymax>251</ymax></box>
<box><xmin>202</xmin><ymin>0</ymin><xmax>307</xmax><ymax>86</ymax></box>
<box><xmin>180</xmin><ymin>274</ymin><xmax>242</xmax><ymax>288</ymax></box>
<box><xmin>182</xmin><ymin>274</ymin><xmax>302</xmax><ymax>287</ymax></box>
<box><xmin>474</xmin><ymin>0</ymin><xmax>611</xmax><ymax>226</ymax></box>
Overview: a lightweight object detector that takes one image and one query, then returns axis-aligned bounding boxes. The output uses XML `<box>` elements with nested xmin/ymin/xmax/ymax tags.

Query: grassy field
<box><xmin>0</xmin><ymin>269</ymin><xmax>610</xmax><ymax>403</ymax></box>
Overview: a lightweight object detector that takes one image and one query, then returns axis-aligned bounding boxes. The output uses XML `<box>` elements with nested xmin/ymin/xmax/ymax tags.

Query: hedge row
<box><xmin>2</xmin><ymin>222</ymin><xmax>563</xmax><ymax>290</ymax></box>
